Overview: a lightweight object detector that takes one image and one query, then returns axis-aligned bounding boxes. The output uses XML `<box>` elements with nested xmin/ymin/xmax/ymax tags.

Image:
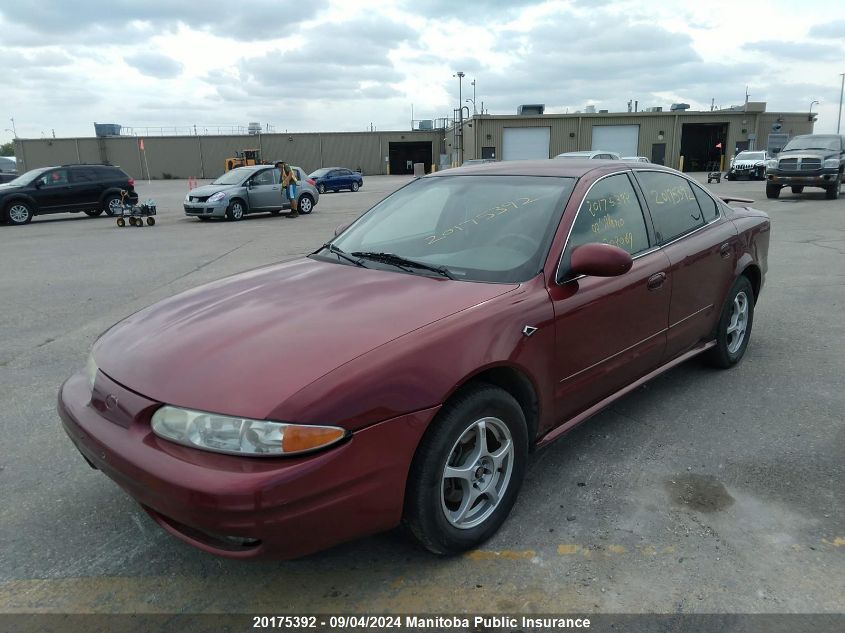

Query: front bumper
<box><xmin>766</xmin><ymin>169</ymin><xmax>840</xmax><ymax>186</ymax></box>
<box><xmin>184</xmin><ymin>202</ymin><xmax>226</xmax><ymax>218</ymax></box>
<box><xmin>729</xmin><ymin>166</ymin><xmax>762</xmax><ymax>177</ymax></box>
<box><xmin>58</xmin><ymin>371</ymin><xmax>435</xmax><ymax>559</ymax></box>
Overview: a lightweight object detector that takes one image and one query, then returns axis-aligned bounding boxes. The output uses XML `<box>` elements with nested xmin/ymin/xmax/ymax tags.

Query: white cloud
<box><xmin>2</xmin><ymin>0</ymin><xmax>845</xmax><ymax>142</ymax></box>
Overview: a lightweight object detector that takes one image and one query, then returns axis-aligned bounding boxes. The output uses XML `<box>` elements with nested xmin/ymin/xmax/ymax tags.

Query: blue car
<box><xmin>308</xmin><ymin>167</ymin><xmax>363</xmax><ymax>194</ymax></box>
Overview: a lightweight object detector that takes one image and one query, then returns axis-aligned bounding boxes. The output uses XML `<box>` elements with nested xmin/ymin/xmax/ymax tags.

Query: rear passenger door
<box><xmin>70</xmin><ymin>167</ymin><xmax>101</xmax><ymax>208</ymax></box>
<box><xmin>633</xmin><ymin>170</ymin><xmax>738</xmax><ymax>360</ymax></box>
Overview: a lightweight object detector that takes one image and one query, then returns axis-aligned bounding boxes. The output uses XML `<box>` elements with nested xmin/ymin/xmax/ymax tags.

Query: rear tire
<box><xmin>351</xmin><ymin>181</ymin><xmax>360</xmax><ymax>192</ymax></box>
<box><xmin>317</xmin><ymin>183</ymin><xmax>326</xmax><ymax>194</ymax></box>
<box><xmin>103</xmin><ymin>195</ymin><xmax>121</xmax><ymax>217</ymax></box>
<box><xmin>298</xmin><ymin>194</ymin><xmax>314</xmax><ymax>215</ymax></box>
<box><xmin>791</xmin><ymin>186</ymin><xmax>804</xmax><ymax>194</ymax></box>
<box><xmin>765</xmin><ymin>184</ymin><xmax>781</xmax><ymax>199</ymax></box>
<box><xmin>705</xmin><ymin>276</ymin><xmax>754</xmax><ymax>369</ymax></box>
<box><xmin>403</xmin><ymin>385</ymin><xmax>528</xmax><ymax>555</ymax></box>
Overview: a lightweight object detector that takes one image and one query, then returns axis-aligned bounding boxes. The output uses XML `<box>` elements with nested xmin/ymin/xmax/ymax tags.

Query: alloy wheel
<box><xmin>440</xmin><ymin>417</ymin><xmax>514</xmax><ymax>530</ymax></box>
<box><xmin>726</xmin><ymin>291</ymin><xmax>749</xmax><ymax>354</ymax></box>
<box><xmin>8</xmin><ymin>204</ymin><xmax>31</xmax><ymax>224</ymax></box>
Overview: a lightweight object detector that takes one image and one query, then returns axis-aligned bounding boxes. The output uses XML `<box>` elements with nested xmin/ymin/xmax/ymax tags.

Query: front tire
<box><xmin>791</xmin><ymin>186</ymin><xmax>804</xmax><ymax>194</ymax></box>
<box><xmin>705</xmin><ymin>276</ymin><xmax>754</xmax><ymax>369</ymax></box>
<box><xmin>403</xmin><ymin>385</ymin><xmax>528</xmax><ymax>555</ymax></box>
<box><xmin>766</xmin><ymin>184</ymin><xmax>781</xmax><ymax>199</ymax></box>
<box><xmin>825</xmin><ymin>182</ymin><xmax>841</xmax><ymax>200</ymax></box>
<box><xmin>351</xmin><ymin>181</ymin><xmax>360</xmax><ymax>192</ymax></box>
<box><xmin>298</xmin><ymin>194</ymin><xmax>314</xmax><ymax>215</ymax></box>
<box><xmin>317</xmin><ymin>183</ymin><xmax>326</xmax><ymax>194</ymax></box>
<box><xmin>226</xmin><ymin>199</ymin><xmax>245</xmax><ymax>221</ymax></box>
<box><xmin>6</xmin><ymin>201</ymin><xmax>33</xmax><ymax>225</ymax></box>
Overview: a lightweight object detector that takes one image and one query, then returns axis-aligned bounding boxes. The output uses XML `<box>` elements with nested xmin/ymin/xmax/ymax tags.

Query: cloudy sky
<box><xmin>2</xmin><ymin>0</ymin><xmax>844</xmax><ymax>143</ymax></box>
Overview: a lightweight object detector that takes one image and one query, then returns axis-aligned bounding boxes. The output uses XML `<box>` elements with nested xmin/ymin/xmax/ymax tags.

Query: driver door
<box><xmin>548</xmin><ymin>172</ymin><xmax>671</xmax><ymax>424</ymax></box>
<box><xmin>246</xmin><ymin>168</ymin><xmax>281</xmax><ymax>211</ymax></box>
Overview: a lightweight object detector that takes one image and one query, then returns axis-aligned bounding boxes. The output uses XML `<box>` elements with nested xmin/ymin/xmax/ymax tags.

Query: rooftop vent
<box><xmin>517</xmin><ymin>104</ymin><xmax>545</xmax><ymax>115</ymax></box>
<box><xmin>247</xmin><ymin>122</ymin><xmax>261</xmax><ymax>135</ymax></box>
<box><xmin>670</xmin><ymin>103</ymin><xmax>690</xmax><ymax>111</ymax></box>
<box><xmin>644</xmin><ymin>107</ymin><xmax>663</xmax><ymax>113</ymax></box>
<box><xmin>94</xmin><ymin>123</ymin><xmax>121</xmax><ymax>137</ymax></box>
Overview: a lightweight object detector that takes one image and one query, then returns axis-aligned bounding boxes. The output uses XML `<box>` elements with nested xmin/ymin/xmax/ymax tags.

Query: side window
<box><xmin>566</xmin><ymin>173</ymin><xmax>650</xmax><ymax>257</ymax></box>
<box><xmin>253</xmin><ymin>169</ymin><xmax>274</xmax><ymax>186</ymax></box>
<box><xmin>39</xmin><ymin>169</ymin><xmax>69</xmax><ymax>186</ymax></box>
<box><xmin>637</xmin><ymin>171</ymin><xmax>705</xmax><ymax>243</ymax></box>
<box><xmin>71</xmin><ymin>168</ymin><xmax>97</xmax><ymax>183</ymax></box>
<box><xmin>294</xmin><ymin>168</ymin><xmax>303</xmax><ymax>181</ymax></box>
<box><xmin>690</xmin><ymin>182</ymin><xmax>719</xmax><ymax>222</ymax></box>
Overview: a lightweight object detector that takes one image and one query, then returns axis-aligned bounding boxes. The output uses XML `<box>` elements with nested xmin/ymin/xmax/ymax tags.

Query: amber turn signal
<box><xmin>283</xmin><ymin>425</ymin><xmax>347</xmax><ymax>454</ymax></box>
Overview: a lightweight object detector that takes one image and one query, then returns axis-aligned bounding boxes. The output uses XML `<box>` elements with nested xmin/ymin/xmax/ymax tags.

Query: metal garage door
<box><xmin>503</xmin><ymin>127</ymin><xmax>550</xmax><ymax>160</ymax></box>
<box><xmin>592</xmin><ymin>125</ymin><xmax>640</xmax><ymax>157</ymax></box>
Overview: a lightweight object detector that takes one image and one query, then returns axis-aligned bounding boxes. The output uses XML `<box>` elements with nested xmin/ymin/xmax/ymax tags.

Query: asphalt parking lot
<box><xmin>0</xmin><ymin>173</ymin><xmax>842</xmax><ymax>614</ymax></box>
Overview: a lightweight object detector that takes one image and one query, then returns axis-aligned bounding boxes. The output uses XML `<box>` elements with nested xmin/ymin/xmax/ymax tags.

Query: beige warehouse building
<box><xmin>12</xmin><ymin>102</ymin><xmax>813</xmax><ymax>179</ymax></box>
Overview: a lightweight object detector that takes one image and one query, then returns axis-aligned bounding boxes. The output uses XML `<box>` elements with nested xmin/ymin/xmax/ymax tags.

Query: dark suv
<box><xmin>0</xmin><ymin>164</ymin><xmax>138</xmax><ymax>225</ymax></box>
<box><xmin>765</xmin><ymin>134</ymin><xmax>845</xmax><ymax>199</ymax></box>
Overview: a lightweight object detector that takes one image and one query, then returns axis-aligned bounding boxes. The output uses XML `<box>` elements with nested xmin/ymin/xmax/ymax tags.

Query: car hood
<box><xmin>188</xmin><ymin>183</ymin><xmax>241</xmax><ymax>197</ymax></box>
<box><xmin>0</xmin><ymin>182</ymin><xmax>24</xmax><ymax>192</ymax></box>
<box><xmin>94</xmin><ymin>257</ymin><xmax>516</xmax><ymax>420</ymax></box>
<box><xmin>733</xmin><ymin>160</ymin><xmax>764</xmax><ymax>168</ymax></box>
<box><xmin>778</xmin><ymin>150</ymin><xmax>838</xmax><ymax>160</ymax></box>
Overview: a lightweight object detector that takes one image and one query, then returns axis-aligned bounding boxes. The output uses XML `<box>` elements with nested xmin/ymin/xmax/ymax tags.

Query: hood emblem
<box><xmin>105</xmin><ymin>394</ymin><xmax>119</xmax><ymax>411</ymax></box>
<box><xmin>522</xmin><ymin>325</ymin><xmax>538</xmax><ymax>337</ymax></box>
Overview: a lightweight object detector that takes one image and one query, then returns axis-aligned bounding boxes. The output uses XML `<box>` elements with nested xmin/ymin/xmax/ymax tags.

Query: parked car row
<box><xmin>1</xmin><ymin>162</ymin><xmax>367</xmax><ymax>225</ymax></box>
<box><xmin>0</xmin><ymin>156</ymin><xmax>17</xmax><ymax>184</ymax></box>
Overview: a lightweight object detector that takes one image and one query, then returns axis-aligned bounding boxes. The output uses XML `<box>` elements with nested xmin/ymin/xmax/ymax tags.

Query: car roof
<box><xmin>430</xmin><ymin>159</ymin><xmax>673</xmax><ymax>178</ymax></box>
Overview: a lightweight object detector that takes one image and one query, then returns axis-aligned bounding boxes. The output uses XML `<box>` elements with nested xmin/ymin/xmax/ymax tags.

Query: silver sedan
<box><xmin>183</xmin><ymin>165</ymin><xmax>319</xmax><ymax>221</ymax></box>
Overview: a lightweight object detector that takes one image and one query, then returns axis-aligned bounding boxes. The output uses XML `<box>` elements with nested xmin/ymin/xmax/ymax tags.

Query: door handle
<box><xmin>720</xmin><ymin>242</ymin><xmax>731</xmax><ymax>258</ymax></box>
<box><xmin>647</xmin><ymin>272</ymin><xmax>667</xmax><ymax>290</ymax></box>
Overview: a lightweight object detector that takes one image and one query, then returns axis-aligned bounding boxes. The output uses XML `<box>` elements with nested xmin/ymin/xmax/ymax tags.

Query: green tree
<box><xmin>0</xmin><ymin>141</ymin><xmax>14</xmax><ymax>157</ymax></box>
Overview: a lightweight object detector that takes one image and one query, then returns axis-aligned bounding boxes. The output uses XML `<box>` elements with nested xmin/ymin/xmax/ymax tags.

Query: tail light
<box><xmin>128</xmin><ymin>178</ymin><xmax>135</xmax><ymax>187</ymax></box>
<box><xmin>307</xmin><ymin>178</ymin><xmax>316</xmax><ymax>186</ymax></box>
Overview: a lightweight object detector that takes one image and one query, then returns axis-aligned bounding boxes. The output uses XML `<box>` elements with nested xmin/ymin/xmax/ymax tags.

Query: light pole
<box><xmin>465</xmin><ymin>98</ymin><xmax>476</xmax><ymax>116</ymax></box>
<box><xmin>838</xmin><ymin>73</ymin><xmax>844</xmax><ymax>134</ymax></box>
<box><xmin>810</xmin><ymin>100</ymin><xmax>819</xmax><ymax>115</ymax></box>
<box><xmin>9</xmin><ymin>118</ymin><xmax>17</xmax><ymax>138</ymax></box>
<box><xmin>471</xmin><ymin>79</ymin><xmax>477</xmax><ymax>114</ymax></box>
<box><xmin>454</xmin><ymin>71</ymin><xmax>464</xmax><ymax>165</ymax></box>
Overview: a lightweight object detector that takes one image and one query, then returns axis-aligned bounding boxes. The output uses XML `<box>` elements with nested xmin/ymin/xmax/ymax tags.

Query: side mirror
<box><xmin>569</xmin><ymin>243</ymin><xmax>633</xmax><ymax>278</ymax></box>
<box><xmin>334</xmin><ymin>222</ymin><xmax>350</xmax><ymax>236</ymax></box>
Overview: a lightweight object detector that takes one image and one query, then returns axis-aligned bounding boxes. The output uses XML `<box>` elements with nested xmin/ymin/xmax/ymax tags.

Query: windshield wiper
<box><xmin>316</xmin><ymin>242</ymin><xmax>367</xmax><ymax>268</ymax></box>
<box><xmin>350</xmin><ymin>251</ymin><xmax>454</xmax><ymax>279</ymax></box>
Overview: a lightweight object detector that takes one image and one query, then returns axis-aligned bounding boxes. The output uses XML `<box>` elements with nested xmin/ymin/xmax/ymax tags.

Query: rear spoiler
<box><xmin>719</xmin><ymin>196</ymin><xmax>754</xmax><ymax>204</ymax></box>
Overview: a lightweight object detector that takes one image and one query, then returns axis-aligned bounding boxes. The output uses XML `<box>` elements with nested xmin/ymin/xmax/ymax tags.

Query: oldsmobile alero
<box><xmin>58</xmin><ymin>160</ymin><xmax>770</xmax><ymax>559</ymax></box>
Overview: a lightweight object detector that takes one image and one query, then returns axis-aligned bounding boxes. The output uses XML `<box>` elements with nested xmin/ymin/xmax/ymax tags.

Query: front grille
<box><xmin>778</xmin><ymin>157</ymin><xmax>823</xmax><ymax>171</ymax></box>
<box><xmin>190</xmin><ymin>195</ymin><xmax>210</xmax><ymax>203</ymax></box>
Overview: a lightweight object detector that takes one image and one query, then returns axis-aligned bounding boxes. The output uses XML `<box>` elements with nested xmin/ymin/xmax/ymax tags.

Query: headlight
<box><xmin>767</xmin><ymin>159</ymin><xmax>778</xmax><ymax>169</ymax></box>
<box><xmin>85</xmin><ymin>352</ymin><xmax>98</xmax><ymax>389</ymax></box>
<box><xmin>150</xmin><ymin>406</ymin><xmax>347</xmax><ymax>457</ymax></box>
<box><xmin>824</xmin><ymin>158</ymin><xmax>840</xmax><ymax>168</ymax></box>
<box><xmin>184</xmin><ymin>192</ymin><xmax>191</xmax><ymax>202</ymax></box>
<box><xmin>207</xmin><ymin>191</ymin><xmax>226</xmax><ymax>203</ymax></box>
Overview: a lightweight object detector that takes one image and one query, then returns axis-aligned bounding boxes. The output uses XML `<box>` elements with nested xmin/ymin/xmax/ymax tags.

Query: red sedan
<box><xmin>58</xmin><ymin>160</ymin><xmax>769</xmax><ymax>559</ymax></box>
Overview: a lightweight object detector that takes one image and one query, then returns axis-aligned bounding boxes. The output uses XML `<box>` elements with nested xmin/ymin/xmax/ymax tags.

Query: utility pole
<box><xmin>471</xmin><ymin>79</ymin><xmax>477</xmax><ymax>114</ymax></box>
<box><xmin>838</xmin><ymin>73</ymin><xmax>844</xmax><ymax>134</ymax></box>
<box><xmin>454</xmin><ymin>71</ymin><xmax>465</xmax><ymax>164</ymax></box>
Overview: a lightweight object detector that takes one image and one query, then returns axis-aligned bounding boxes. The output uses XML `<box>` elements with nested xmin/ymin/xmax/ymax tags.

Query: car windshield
<box><xmin>323</xmin><ymin>175</ymin><xmax>575</xmax><ymax>283</ymax></box>
<box><xmin>556</xmin><ymin>153</ymin><xmax>590</xmax><ymax>158</ymax></box>
<box><xmin>309</xmin><ymin>168</ymin><xmax>331</xmax><ymax>178</ymax></box>
<box><xmin>212</xmin><ymin>169</ymin><xmax>250</xmax><ymax>185</ymax></box>
<box><xmin>6</xmin><ymin>167</ymin><xmax>49</xmax><ymax>186</ymax></box>
<box><xmin>736</xmin><ymin>152</ymin><xmax>765</xmax><ymax>160</ymax></box>
<box><xmin>782</xmin><ymin>136</ymin><xmax>841</xmax><ymax>152</ymax></box>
